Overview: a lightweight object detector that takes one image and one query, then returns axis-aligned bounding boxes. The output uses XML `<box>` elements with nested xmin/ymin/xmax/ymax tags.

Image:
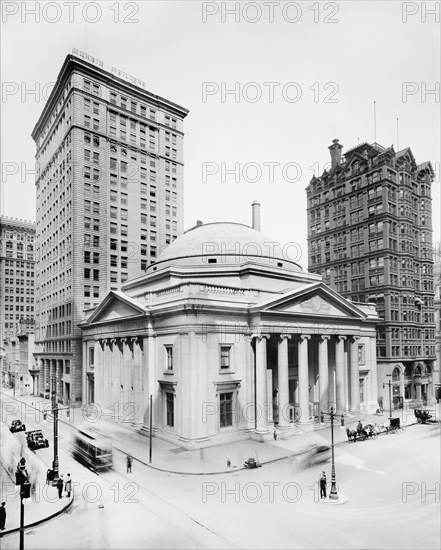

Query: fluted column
<box><xmin>298</xmin><ymin>335</ymin><xmax>311</xmax><ymax>424</ymax></box>
<box><xmin>255</xmin><ymin>334</ymin><xmax>270</xmax><ymax>433</ymax></box>
<box><xmin>350</xmin><ymin>336</ymin><xmax>360</xmax><ymax>412</ymax></box>
<box><xmin>277</xmin><ymin>334</ymin><xmax>291</xmax><ymax>429</ymax></box>
<box><xmin>318</xmin><ymin>335</ymin><xmax>330</xmax><ymax>412</ymax></box>
<box><xmin>335</xmin><ymin>336</ymin><xmax>346</xmax><ymax>414</ymax></box>
<box><xmin>370</xmin><ymin>336</ymin><xmax>378</xmax><ymax>410</ymax></box>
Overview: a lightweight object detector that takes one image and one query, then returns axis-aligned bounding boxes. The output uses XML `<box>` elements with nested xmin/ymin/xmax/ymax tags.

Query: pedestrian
<box><xmin>126</xmin><ymin>453</ymin><xmax>132</xmax><ymax>473</ymax></box>
<box><xmin>0</xmin><ymin>502</ymin><xmax>6</xmax><ymax>530</ymax></box>
<box><xmin>65</xmin><ymin>474</ymin><xmax>72</xmax><ymax>498</ymax></box>
<box><xmin>319</xmin><ymin>471</ymin><xmax>327</xmax><ymax>500</ymax></box>
<box><xmin>273</xmin><ymin>429</ymin><xmax>278</xmax><ymax>441</ymax></box>
<box><xmin>357</xmin><ymin>420</ymin><xmax>363</xmax><ymax>433</ymax></box>
<box><xmin>57</xmin><ymin>475</ymin><xmax>64</xmax><ymax>499</ymax></box>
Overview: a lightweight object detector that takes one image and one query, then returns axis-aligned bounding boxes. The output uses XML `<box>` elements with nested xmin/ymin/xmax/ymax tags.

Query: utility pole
<box><xmin>51</xmin><ymin>377</ymin><xmax>59</xmax><ymax>483</ymax></box>
<box><xmin>321</xmin><ymin>407</ymin><xmax>340</xmax><ymax>501</ymax></box>
<box><xmin>16</xmin><ymin>459</ymin><xmax>31</xmax><ymax>550</ymax></box>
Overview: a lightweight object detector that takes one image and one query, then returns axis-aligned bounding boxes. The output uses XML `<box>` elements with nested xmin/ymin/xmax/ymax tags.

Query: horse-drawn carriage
<box><xmin>346</xmin><ymin>424</ymin><xmax>378</xmax><ymax>442</ymax></box>
<box><xmin>345</xmin><ymin>416</ymin><xmax>407</xmax><ymax>442</ymax></box>
<box><xmin>414</xmin><ymin>409</ymin><xmax>433</xmax><ymax>424</ymax></box>
<box><xmin>388</xmin><ymin>417</ymin><xmax>405</xmax><ymax>433</ymax></box>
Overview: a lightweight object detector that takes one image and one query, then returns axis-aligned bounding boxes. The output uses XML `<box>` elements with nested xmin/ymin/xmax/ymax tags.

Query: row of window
<box><xmin>162</xmin><ymin>345</ymin><xmax>232</xmax><ymax>372</ymax></box>
<box><xmin>2</xmin><ymin>233</ymin><xmax>34</xmax><ymax>241</ymax></box>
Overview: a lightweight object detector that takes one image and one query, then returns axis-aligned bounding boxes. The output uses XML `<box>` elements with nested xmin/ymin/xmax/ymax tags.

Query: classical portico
<box><xmin>80</xmin><ymin>214</ymin><xmax>380</xmax><ymax>449</ymax></box>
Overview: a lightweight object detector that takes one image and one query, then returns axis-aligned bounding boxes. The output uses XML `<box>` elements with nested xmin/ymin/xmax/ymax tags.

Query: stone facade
<box><xmin>80</xmin><ymin>217</ymin><xmax>381</xmax><ymax>449</ymax></box>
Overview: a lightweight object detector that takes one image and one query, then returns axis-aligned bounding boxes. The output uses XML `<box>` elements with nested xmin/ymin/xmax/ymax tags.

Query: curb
<box><xmin>3</xmin><ymin>391</ymin><xmax>423</xmax><ymax>476</ymax></box>
<box><xmin>0</xmin><ymin>495</ymin><xmax>74</xmax><ymax>537</ymax></box>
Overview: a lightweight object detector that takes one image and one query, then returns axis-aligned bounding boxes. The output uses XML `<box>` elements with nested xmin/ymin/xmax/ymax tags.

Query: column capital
<box><xmin>278</xmin><ymin>334</ymin><xmax>292</xmax><ymax>342</ymax></box>
<box><xmin>299</xmin><ymin>334</ymin><xmax>311</xmax><ymax>342</ymax></box>
<box><xmin>254</xmin><ymin>333</ymin><xmax>270</xmax><ymax>341</ymax></box>
<box><xmin>337</xmin><ymin>335</ymin><xmax>347</xmax><ymax>342</ymax></box>
<box><xmin>319</xmin><ymin>335</ymin><xmax>331</xmax><ymax>342</ymax></box>
<box><xmin>349</xmin><ymin>335</ymin><xmax>360</xmax><ymax>343</ymax></box>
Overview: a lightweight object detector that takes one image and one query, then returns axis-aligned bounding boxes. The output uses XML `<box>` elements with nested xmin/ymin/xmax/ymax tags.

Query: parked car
<box><xmin>296</xmin><ymin>443</ymin><xmax>331</xmax><ymax>467</ymax></box>
<box><xmin>10</xmin><ymin>419</ymin><xmax>26</xmax><ymax>432</ymax></box>
<box><xmin>243</xmin><ymin>457</ymin><xmax>261</xmax><ymax>469</ymax></box>
<box><xmin>26</xmin><ymin>430</ymin><xmax>49</xmax><ymax>450</ymax></box>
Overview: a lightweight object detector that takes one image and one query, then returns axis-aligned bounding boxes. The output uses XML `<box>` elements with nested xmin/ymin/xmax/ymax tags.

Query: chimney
<box><xmin>196</xmin><ymin>220</ymin><xmax>203</xmax><ymax>226</ymax></box>
<box><xmin>328</xmin><ymin>139</ymin><xmax>343</xmax><ymax>168</ymax></box>
<box><xmin>252</xmin><ymin>200</ymin><xmax>261</xmax><ymax>231</ymax></box>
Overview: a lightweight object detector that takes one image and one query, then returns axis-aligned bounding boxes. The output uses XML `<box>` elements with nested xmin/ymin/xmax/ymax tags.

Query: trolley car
<box><xmin>71</xmin><ymin>426</ymin><xmax>113</xmax><ymax>472</ymax></box>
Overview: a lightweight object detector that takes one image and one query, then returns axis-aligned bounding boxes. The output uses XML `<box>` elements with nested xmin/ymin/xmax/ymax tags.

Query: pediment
<box><xmin>84</xmin><ymin>291</ymin><xmax>146</xmax><ymax>326</ymax></box>
<box><xmin>270</xmin><ymin>293</ymin><xmax>351</xmax><ymax>317</ymax></box>
<box><xmin>256</xmin><ymin>284</ymin><xmax>365</xmax><ymax>320</ymax></box>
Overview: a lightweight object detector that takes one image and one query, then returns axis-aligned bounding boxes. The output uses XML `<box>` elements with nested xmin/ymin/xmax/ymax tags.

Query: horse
<box><xmin>346</xmin><ymin>428</ymin><xmax>358</xmax><ymax>442</ymax></box>
<box><xmin>363</xmin><ymin>424</ymin><xmax>378</xmax><ymax>439</ymax></box>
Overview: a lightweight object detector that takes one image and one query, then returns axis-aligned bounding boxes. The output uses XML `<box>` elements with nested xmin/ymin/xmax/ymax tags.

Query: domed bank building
<box><xmin>80</xmin><ymin>203</ymin><xmax>380</xmax><ymax>448</ymax></box>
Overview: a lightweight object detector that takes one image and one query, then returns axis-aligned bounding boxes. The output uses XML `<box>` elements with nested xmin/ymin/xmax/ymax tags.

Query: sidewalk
<box><xmin>1</xmin><ymin>387</ymin><xmax>421</xmax><ymax>476</ymax></box>
<box><xmin>0</xmin><ymin>475</ymin><xmax>73</xmax><ymax>537</ymax></box>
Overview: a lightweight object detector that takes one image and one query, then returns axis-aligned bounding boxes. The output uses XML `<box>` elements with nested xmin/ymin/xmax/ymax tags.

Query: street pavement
<box><xmin>1</xmin><ymin>387</ymin><xmax>428</xmax><ymax>475</ymax></box>
<box><xmin>1</xmin><ymin>388</ymin><xmax>439</xmax><ymax>549</ymax></box>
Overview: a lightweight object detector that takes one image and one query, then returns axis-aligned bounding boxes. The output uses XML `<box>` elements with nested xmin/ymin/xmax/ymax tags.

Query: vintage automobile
<box><xmin>10</xmin><ymin>419</ymin><xmax>26</xmax><ymax>432</ymax></box>
<box><xmin>26</xmin><ymin>429</ymin><xmax>49</xmax><ymax>450</ymax></box>
<box><xmin>296</xmin><ymin>444</ymin><xmax>331</xmax><ymax>467</ymax></box>
<box><xmin>243</xmin><ymin>457</ymin><xmax>262</xmax><ymax>469</ymax></box>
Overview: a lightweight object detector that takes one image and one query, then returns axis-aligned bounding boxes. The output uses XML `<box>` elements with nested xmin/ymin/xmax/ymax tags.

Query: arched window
<box><xmin>392</xmin><ymin>367</ymin><xmax>401</xmax><ymax>382</ymax></box>
<box><xmin>404</xmin><ymin>366</ymin><xmax>412</xmax><ymax>379</ymax></box>
<box><xmin>425</xmin><ymin>366</ymin><xmax>432</xmax><ymax>375</ymax></box>
<box><xmin>415</xmin><ymin>365</ymin><xmax>422</xmax><ymax>376</ymax></box>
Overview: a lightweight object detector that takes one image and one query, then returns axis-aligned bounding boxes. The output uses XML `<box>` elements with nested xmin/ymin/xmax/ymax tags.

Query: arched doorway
<box><xmin>414</xmin><ymin>364</ymin><xmax>423</xmax><ymax>403</ymax></box>
<box><xmin>421</xmin><ymin>366</ymin><xmax>432</xmax><ymax>406</ymax></box>
<box><xmin>404</xmin><ymin>366</ymin><xmax>413</xmax><ymax>400</ymax></box>
<box><xmin>392</xmin><ymin>366</ymin><xmax>403</xmax><ymax>410</ymax></box>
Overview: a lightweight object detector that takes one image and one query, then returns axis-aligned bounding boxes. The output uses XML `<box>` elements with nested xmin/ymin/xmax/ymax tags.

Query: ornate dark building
<box><xmin>306</xmin><ymin>139</ymin><xmax>436</xmax><ymax>412</ymax></box>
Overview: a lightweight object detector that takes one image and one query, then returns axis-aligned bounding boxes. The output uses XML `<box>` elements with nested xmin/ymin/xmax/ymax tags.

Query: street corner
<box><xmin>0</xmin><ymin>487</ymin><xmax>74</xmax><ymax>537</ymax></box>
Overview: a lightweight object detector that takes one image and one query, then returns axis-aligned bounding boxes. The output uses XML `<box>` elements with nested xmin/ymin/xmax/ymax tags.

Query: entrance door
<box><xmin>88</xmin><ymin>379</ymin><xmax>95</xmax><ymax>404</ymax></box>
<box><xmin>359</xmin><ymin>378</ymin><xmax>365</xmax><ymax>406</ymax></box>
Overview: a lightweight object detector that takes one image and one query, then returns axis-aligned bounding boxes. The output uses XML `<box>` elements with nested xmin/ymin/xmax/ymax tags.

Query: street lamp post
<box><xmin>16</xmin><ymin>459</ymin><xmax>31</xmax><ymax>550</ymax></box>
<box><xmin>321</xmin><ymin>407</ymin><xmax>339</xmax><ymax>501</ymax></box>
<box><xmin>51</xmin><ymin>378</ymin><xmax>59</xmax><ymax>483</ymax></box>
<box><xmin>383</xmin><ymin>374</ymin><xmax>393</xmax><ymax>420</ymax></box>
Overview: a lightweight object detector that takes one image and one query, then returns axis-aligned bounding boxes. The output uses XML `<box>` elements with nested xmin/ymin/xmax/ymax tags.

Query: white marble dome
<box><xmin>148</xmin><ymin>222</ymin><xmax>303</xmax><ymax>272</ymax></box>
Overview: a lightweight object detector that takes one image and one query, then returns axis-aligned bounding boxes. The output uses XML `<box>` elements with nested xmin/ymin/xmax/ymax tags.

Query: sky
<box><xmin>1</xmin><ymin>0</ymin><xmax>440</xmax><ymax>269</ymax></box>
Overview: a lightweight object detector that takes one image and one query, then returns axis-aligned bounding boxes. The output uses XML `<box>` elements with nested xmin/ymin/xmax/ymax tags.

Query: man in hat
<box><xmin>57</xmin><ymin>475</ymin><xmax>64</xmax><ymax>499</ymax></box>
<box><xmin>319</xmin><ymin>471</ymin><xmax>327</xmax><ymax>500</ymax></box>
<box><xmin>126</xmin><ymin>453</ymin><xmax>132</xmax><ymax>473</ymax></box>
<box><xmin>0</xmin><ymin>502</ymin><xmax>6</xmax><ymax>530</ymax></box>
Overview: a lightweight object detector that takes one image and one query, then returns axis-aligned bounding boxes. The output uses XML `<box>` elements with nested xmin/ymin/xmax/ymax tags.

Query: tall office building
<box><xmin>32</xmin><ymin>53</ymin><xmax>188</xmax><ymax>406</ymax></box>
<box><xmin>0</xmin><ymin>216</ymin><xmax>36</xmax><ymax>391</ymax></box>
<box><xmin>434</xmin><ymin>247</ymin><xmax>441</xmax><ymax>397</ymax></box>
<box><xmin>306</xmin><ymin>139</ymin><xmax>436</xmax><ymax>411</ymax></box>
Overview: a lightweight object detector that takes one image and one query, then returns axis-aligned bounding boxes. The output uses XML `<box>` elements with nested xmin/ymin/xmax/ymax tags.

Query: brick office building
<box><xmin>0</xmin><ymin>216</ymin><xmax>36</xmax><ymax>392</ymax></box>
<box><xmin>306</xmin><ymin>139</ymin><xmax>436</xmax><ymax>412</ymax></box>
